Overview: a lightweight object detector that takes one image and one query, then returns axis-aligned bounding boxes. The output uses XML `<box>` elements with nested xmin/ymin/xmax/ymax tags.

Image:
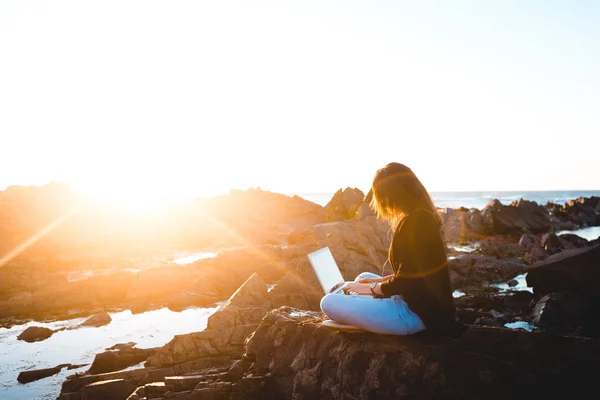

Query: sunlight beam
<box><xmin>0</xmin><ymin>208</ymin><xmax>79</xmax><ymax>268</ymax></box>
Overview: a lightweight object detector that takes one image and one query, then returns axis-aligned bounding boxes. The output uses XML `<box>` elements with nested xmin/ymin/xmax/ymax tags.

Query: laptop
<box><xmin>307</xmin><ymin>247</ymin><xmax>373</xmax><ymax>297</ymax></box>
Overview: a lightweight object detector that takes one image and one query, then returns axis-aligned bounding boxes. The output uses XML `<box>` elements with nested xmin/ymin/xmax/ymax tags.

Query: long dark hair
<box><xmin>370</xmin><ymin>162</ymin><xmax>441</xmax><ymax>227</ymax></box>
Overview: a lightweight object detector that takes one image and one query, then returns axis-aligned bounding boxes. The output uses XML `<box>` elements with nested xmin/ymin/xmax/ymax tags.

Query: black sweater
<box><xmin>379</xmin><ymin>209</ymin><xmax>456</xmax><ymax>333</ymax></box>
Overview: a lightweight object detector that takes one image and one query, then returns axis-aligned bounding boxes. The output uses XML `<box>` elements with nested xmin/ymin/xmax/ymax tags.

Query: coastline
<box><xmin>0</xmin><ymin>187</ymin><xmax>599</xmax><ymax>399</ymax></box>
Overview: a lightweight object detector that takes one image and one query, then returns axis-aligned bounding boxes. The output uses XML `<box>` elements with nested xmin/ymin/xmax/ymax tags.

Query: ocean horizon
<box><xmin>296</xmin><ymin>190</ymin><xmax>600</xmax><ymax>210</ymax></box>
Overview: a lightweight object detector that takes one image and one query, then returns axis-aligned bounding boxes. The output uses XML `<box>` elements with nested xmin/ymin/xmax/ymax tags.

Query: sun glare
<box><xmin>73</xmin><ymin>180</ymin><xmax>194</xmax><ymax>213</ymax></box>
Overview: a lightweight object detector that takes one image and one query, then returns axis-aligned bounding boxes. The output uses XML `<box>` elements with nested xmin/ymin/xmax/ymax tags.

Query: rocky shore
<box><xmin>2</xmin><ymin>185</ymin><xmax>600</xmax><ymax>398</ymax></box>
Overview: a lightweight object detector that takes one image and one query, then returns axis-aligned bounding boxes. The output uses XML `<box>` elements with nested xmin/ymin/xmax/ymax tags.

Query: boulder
<box><xmin>243</xmin><ymin>307</ymin><xmax>600</xmax><ymax>399</ymax></box>
<box><xmin>532</xmin><ymin>291</ymin><xmax>600</xmax><ymax>335</ymax></box>
<box><xmin>440</xmin><ymin>208</ymin><xmax>488</xmax><ymax>243</ymax></box>
<box><xmin>562</xmin><ymin>197</ymin><xmax>600</xmax><ymax>227</ymax></box>
<box><xmin>80</xmin><ymin>378</ymin><xmax>135</xmax><ymax>400</ymax></box>
<box><xmin>17</xmin><ymin>364</ymin><xmax>69</xmax><ymax>383</ymax></box>
<box><xmin>17</xmin><ymin>326</ymin><xmax>54</xmax><ymax>342</ymax></box>
<box><xmin>80</xmin><ymin>311</ymin><xmax>112</xmax><ymax>327</ymax></box>
<box><xmin>481</xmin><ymin>199</ymin><xmax>551</xmax><ymax>234</ymax></box>
<box><xmin>526</xmin><ymin>245</ymin><xmax>600</xmax><ymax>296</ymax></box>
<box><xmin>540</xmin><ymin>233</ymin><xmax>562</xmax><ymax>254</ymax></box>
<box><xmin>269</xmin><ymin>270</ymin><xmax>313</xmax><ymax>311</ymax></box>
<box><xmin>477</xmin><ymin>235</ymin><xmax>528</xmax><ymax>259</ymax></box>
<box><xmin>219</xmin><ymin>272</ymin><xmax>269</xmax><ymax>310</ymax></box>
<box><xmin>448</xmin><ymin>254</ymin><xmax>527</xmax><ymax>290</ymax></box>
<box><xmin>558</xmin><ymin>233</ymin><xmax>590</xmax><ymax>249</ymax></box>
<box><xmin>518</xmin><ymin>233</ymin><xmax>535</xmax><ymax>249</ymax></box>
<box><xmin>524</xmin><ymin>246</ymin><xmax>549</xmax><ymax>265</ymax></box>
<box><xmin>288</xmin><ymin>216</ymin><xmax>390</xmax><ymax>280</ymax></box>
<box><xmin>324</xmin><ymin>187</ymin><xmax>365</xmax><ymax>221</ymax></box>
<box><xmin>145</xmin><ymin>274</ymin><xmax>271</xmax><ymax>369</ymax></box>
<box><xmin>88</xmin><ymin>346</ymin><xmax>158</xmax><ymax>374</ymax></box>
<box><xmin>355</xmin><ymin>189</ymin><xmax>376</xmax><ymax>220</ymax></box>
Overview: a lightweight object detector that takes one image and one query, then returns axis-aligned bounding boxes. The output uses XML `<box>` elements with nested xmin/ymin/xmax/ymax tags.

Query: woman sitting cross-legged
<box><xmin>320</xmin><ymin>162</ymin><xmax>461</xmax><ymax>336</ymax></box>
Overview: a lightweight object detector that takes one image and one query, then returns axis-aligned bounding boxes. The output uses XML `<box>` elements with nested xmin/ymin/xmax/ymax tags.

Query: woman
<box><xmin>320</xmin><ymin>162</ymin><xmax>458</xmax><ymax>336</ymax></box>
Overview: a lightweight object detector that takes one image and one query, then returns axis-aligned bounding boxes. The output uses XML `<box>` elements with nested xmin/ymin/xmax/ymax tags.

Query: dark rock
<box><xmin>220</xmin><ymin>357</ymin><xmax>254</xmax><ymax>382</ymax></box>
<box><xmin>559</xmin><ymin>233</ymin><xmax>590</xmax><ymax>249</ymax></box>
<box><xmin>477</xmin><ymin>236</ymin><xmax>527</xmax><ymax>259</ymax></box>
<box><xmin>532</xmin><ymin>291</ymin><xmax>600</xmax><ymax>335</ymax></box>
<box><xmin>540</xmin><ymin>233</ymin><xmax>562</xmax><ymax>254</ymax></box>
<box><xmin>243</xmin><ymin>307</ymin><xmax>600</xmax><ymax>399</ymax></box>
<box><xmin>526</xmin><ymin>245</ymin><xmax>600</xmax><ymax>296</ymax></box>
<box><xmin>502</xmin><ymin>291</ymin><xmax>535</xmax><ymax>311</ymax></box>
<box><xmin>518</xmin><ymin>234</ymin><xmax>535</xmax><ymax>249</ymax></box>
<box><xmin>473</xmin><ymin>317</ymin><xmax>504</xmax><ymax>327</ymax></box>
<box><xmin>481</xmin><ymin>199</ymin><xmax>551</xmax><ymax>234</ymax></box>
<box><xmin>324</xmin><ymin>187</ymin><xmax>365</xmax><ymax>221</ymax></box>
<box><xmin>524</xmin><ymin>246</ymin><xmax>549</xmax><ymax>265</ymax></box>
<box><xmin>88</xmin><ymin>346</ymin><xmax>158</xmax><ymax>374</ymax></box>
<box><xmin>67</xmin><ymin>363</ymin><xmax>89</xmax><ymax>370</ymax></box>
<box><xmin>17</xmin><ymin>326</ymin><xmax>54</xmax><ymax>342</ymax></box>
<box><xmin>80</xmin><ymin>311</ymin><xmax>112</xmax><ymax>327</ymax></box>
<box><xmin>80</xmin><ymin>378</ymin><xmax>135</xmax><ymax>400</ymax></box>
<box><xmin>17</xmin><ymin>364</ymin><xmax>68</xmax><ymax>383</ymax></box>
<box><xmin>562</xmin><ymin>197</ymin><xmax>600</xmax><ymax>227</ymax></box>
<box><xmin>507</xmin><ymin>279</ymin><xmax>518</xmax><ymax>287</ymax></box>
<box><xmin>60</xmin><ymin>366</ymin><xmax>152</xmax><ymax>395</ymax></box>
<box><xmin>269</xmin><ymin>271</ymin><xmax>312</xmax><ymax>310</ymax></box>
<box><xmin>448</xmin><ymin>254</ymin><xmax>527</xmax><ymax>289</ymax></box>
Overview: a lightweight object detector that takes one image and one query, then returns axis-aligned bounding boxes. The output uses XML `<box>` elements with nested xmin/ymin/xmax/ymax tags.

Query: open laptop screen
<box><xmin>308</xmin><ymin>247</ymin><xmax>345</xmax><ymax>294</ymax></box>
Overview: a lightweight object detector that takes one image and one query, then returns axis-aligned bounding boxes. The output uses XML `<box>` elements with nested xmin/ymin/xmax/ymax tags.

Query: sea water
<box><xmin>0</xmin><ymin>307</ymin><xmax>219</xmax><ymax>400</ymax></box>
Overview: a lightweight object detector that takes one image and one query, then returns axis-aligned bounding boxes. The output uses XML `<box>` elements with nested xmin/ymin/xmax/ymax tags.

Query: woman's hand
<box><xmin>343</xmin><ymin>282</ymin><xmax>375</xmax><ymax>295</ymax></box>
<box><xmin>356</xmin><ymin>277</ymin><xmax>380</xmax><ymax>283</ymax></box>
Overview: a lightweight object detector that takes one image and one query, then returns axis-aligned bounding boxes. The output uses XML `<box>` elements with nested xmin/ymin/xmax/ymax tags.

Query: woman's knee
<box><xmin>320</xmin><ymin>293</ymin><xmax>337</xmax><ymax>315</ymax></box>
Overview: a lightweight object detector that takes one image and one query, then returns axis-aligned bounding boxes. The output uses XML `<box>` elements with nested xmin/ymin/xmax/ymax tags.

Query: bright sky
<box><xmin>1</xmin><ymin>0</ymin><xmax>599</xmax><ymax>203</ymax></box>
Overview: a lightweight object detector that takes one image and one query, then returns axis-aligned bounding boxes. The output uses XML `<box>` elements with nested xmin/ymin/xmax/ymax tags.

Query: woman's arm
<box><xmin>356</xmin><ymin>274</ymin><xmax>394</xmax><ymax>283</ymax></box>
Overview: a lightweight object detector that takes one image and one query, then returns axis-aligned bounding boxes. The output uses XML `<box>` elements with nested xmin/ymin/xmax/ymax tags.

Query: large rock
<box><xmin>80</xmin><ymin>311</ymin><xmax>112</xmax><ymax>327</ymax></box>
<box><xmin>145</xmin><ymin>274</ymin><xmax>271</xmax><ymax>369</ymax></box>
<box><xmin>80</xmin><ymin>378</ymin><xmax>135</xmax><ymax>400</ymax></box>
<box><xmin>219</xmin><ymin>272</ymin><xmax>269</xmax><ymax>309</ymax></box>
<box><xmin>560</xmin><ymin>197</ymin><xmax>600</xmax><ymax>227</ymax></box>
<box><xmin>355</xmin><ymin>189</ymin><xmax>376</xmax><ymax>220</ymax></box>
<box><xmin>17</xmin><ymin>326</ymin><xmax>55</xmax><ymax>342</ymax></box>
<box><xmin>440</xmin><ymin>207</ymin><xmax>488</xmax><ymax>243</ymax></box>
<box><xmin>532</xmin><ymin>291</ymin><xmax>600</xmax><ymax>335</ymax></box>
<box><xmin>88</xmin><ymin>346</ymin><xmax>158</xmax><ymax>374</ymax></box>
<box><xmin>242</xmin><ymin>307</ymin><xmax>600</xmax><ymax>399</ymax></box>
<box><xmin>288</xmin><ymin>216</ymin><xmax>390</xmax><ymax>280</ymax></box>
<box><xmin>199</xmin><ymin>188</ymin><xmax>328</xmax><ymax>247</ymax></box>
<box><xmin>17</xmin><ymin>364</ymin><xmax>69</xmax><ymax>383</ymax></box>
<box><xmin>448</xmin><ymin>254</ymin><xmax>527</xmax><ymax>290</ymax></box>
<box><xmin>526</xmin><ymin>245</ymin><xmax>600</xmax><ymax>296</ymax></box>
<box><xmin>324</xmin><ymin>187</ymin><xmax>365</xmax><ymax>221</ymax></box>
<box><xmin>481</xmin><ymin>199</ymin><xmax>551</xmax><ymax>234</ymax></box>
<box><xmin>269</xmin><ymin>270</ymin><xmax>314</xmax><ymax>311</ymax></box>
<box><xmin>59</xmin><ymin>356</ymin><xmax>234</xmax><ymax>397</ymax></box>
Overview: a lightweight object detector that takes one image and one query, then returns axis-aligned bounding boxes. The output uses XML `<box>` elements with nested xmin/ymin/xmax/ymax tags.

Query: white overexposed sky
<box><xmin>1</xmin><ymin>0</ymin><xmax>599</xmax><ymax>203</ymax></box>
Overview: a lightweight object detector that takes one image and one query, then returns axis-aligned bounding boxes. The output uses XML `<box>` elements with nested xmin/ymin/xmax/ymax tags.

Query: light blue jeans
<box><xmin>320</xmin><ymin>272</ymin><xmax>426</xmax><ymax>335</ymax></box>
